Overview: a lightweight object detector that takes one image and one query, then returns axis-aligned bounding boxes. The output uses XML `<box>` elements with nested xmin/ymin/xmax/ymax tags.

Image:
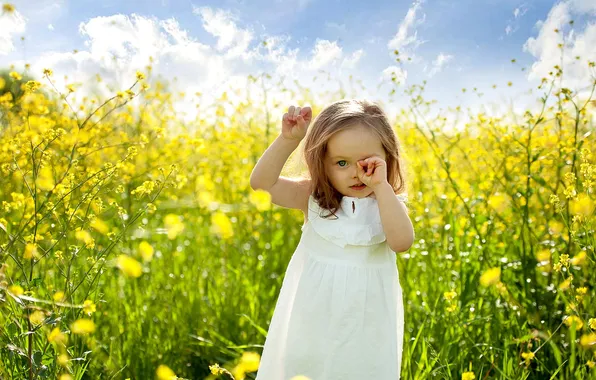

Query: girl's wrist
<box><xmin>372</xmin><ymin>181</ymin><xmax>393</xmax><ymax>194</ymax></box>
<box><xmin>279</xmin><ymin>133</ymin><xmax>302</xmax><ymax>146</ymax></box>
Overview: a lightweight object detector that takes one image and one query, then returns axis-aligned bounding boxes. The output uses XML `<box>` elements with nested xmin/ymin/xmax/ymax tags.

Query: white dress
<box><xmin>255</xmin><ymin>193</ymin><xmax>406</xmax><ymax>380</ymax></box>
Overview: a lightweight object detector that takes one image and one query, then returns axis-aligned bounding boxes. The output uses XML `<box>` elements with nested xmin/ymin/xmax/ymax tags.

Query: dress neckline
<box><xmin>304</xmin><ymin>193</ymin><xmax>386</xmax><ymax>247</ymax></box>
<box><xmin>340</xmin><ymin>194</ymin><xmax>377</xmax><ymax>219</ymax></box>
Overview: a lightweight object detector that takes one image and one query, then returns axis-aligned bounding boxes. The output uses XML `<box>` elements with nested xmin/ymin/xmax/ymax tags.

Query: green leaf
<box><xmin>238</xmin><ymin>313</ymin><xmax>268</xmax><ymax>338</ymax></box>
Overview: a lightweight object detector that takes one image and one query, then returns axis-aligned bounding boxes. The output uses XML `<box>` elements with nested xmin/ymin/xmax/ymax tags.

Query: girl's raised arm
<box><xmin>249</xmin><ymin>105</ymin><xmax>312</xmax><ymax>214</ymax></box>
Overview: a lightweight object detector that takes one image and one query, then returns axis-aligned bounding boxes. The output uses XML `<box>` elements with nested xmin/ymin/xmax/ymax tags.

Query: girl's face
<box><xmin>325</xmin><ymin>125</ymin><xmax>386</xmax><ymax>198</ymax></box>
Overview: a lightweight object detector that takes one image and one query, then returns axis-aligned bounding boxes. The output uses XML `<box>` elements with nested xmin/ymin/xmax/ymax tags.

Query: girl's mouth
<box><xmin>351</xmin><ymin>184</ymin><xmax>366</xmax><ymax>190</ymax></box>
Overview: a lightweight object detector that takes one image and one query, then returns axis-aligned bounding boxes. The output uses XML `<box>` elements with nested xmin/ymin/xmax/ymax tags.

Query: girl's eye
<box><xmin>337</xmin><ymin>160</ymin><xmax>347</xmax><ymax>167</ymax></box>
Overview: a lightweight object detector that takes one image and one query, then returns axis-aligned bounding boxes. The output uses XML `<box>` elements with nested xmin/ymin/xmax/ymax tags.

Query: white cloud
<box><xmin>427</xmin><ymin>52</ymin><xmax>454</xmax><ymax>77</ymax></box>
<box><xmin>11</xmin><ymin>9</ymin><xmax>365</xmax><ymax>124</ymax></box>
<box><xmin>308</xmin><ymin>39</ymin><xmax>342</xmax><ymax>70</ymax></box>
<box><xmin>192</xmin><ymin>6</ymin><xmax>254</xmax><ymax>59</ymax></box>
<box><xmin>341</xmin><ymin>49</ymin><xmax>365</xmax><ymax>69</ymax></box>
<box><xmin>0</xmin><ymin>9</ymin><xmax>26</xmax><ymax>55</ymax></box>
<box><xmin>570</xmin><ymin>0</ymin><xmax>596</xmax><ymax>13</ymax></box>
<box><xmin>387</xmin><ymin>0</ymin><xmax>426</xmax><ymax>59</ymax></box>
<box><xmin>523</xmin><ymin>0</ymin><xmax>596</xmax><ymax>94</ymax></box>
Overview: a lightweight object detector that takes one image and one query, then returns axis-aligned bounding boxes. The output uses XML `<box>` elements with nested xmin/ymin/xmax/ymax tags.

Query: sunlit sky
<box><xmin>1</xmin><ymin>0</ymin><xmax>594</xmax><ymax>124</ymax></box>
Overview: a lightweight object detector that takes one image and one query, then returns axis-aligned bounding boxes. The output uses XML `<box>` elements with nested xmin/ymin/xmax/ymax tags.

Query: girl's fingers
<box><xmin>294</xmin><ymin>107</ymin><xmax>301</xmax><ymax>119</ymax></box>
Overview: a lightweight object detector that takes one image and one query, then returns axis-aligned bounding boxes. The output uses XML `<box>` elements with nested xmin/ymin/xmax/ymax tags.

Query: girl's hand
<box><xmin>357</xmin><ymin>156</ymin><xmax>388</xmax><ymax>192</ymax></box>
<box><xmin>281</xmin><ymin>105</ymin><xmax>312</xmax><ymax>141</ymax></box>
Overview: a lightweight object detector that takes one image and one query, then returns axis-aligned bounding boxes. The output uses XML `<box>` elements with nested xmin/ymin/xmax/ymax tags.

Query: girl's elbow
<box><xmin>389</xmin><ymin>236</ymin><xmax>414</xmax><ymax>253</ymax></box>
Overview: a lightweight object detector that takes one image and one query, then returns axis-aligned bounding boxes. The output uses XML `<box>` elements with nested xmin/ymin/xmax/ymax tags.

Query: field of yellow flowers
<box><xmin>0</xmin><ymin>59</ymin><xmax>595</xmax><ymax>380</ymax></box>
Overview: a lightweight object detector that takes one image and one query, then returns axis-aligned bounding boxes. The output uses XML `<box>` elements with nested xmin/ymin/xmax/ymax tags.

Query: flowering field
<box><xmin>0</xmin><ymin>58</ymin><xmax>595</xmax><ymax>380</ymax></box>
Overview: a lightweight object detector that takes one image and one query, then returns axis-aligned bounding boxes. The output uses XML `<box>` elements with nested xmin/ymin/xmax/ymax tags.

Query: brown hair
<box><xmin>301</xmin><ymin>99</ymin><xmax>408</xmax><ymax>219</ymax></box>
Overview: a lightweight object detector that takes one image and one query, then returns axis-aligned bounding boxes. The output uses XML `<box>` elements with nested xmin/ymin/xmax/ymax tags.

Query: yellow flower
<box><xmin>535</xmin><ymin>249</ymin><xmax>550</xmax><ymax>263</ymax></box>
<box><xmin>24</xmin><ymin>80</ymin><xmax>41</xmax><ymax>92</ymax></box>
<box><xmin>443</xmin><ymin>290</ymin><xmax>457</xmax><ymax>301</ymax></box>
<box><xmin>136</xmin><ymin>71</ymin><xmax>145</xmax><ymax>80</ymax></box>
<box><xmin>156</xmin><ymin>364</ymin><xmax>177</xmax><ymax>380</ymax></box>
<box><xmin>57</xmin><ymin>353</ymin><xmax>69</xmax><ymax>366</ymax></box>
<box><xmin>589</xmin><ymin>318</ymin><xmax>596</xmax><ymax>330</ymax></box>
<box><xmin>127</xmin><ymin>146</ymin><xmax>138</xmax><ymax>156</ymax></box>
<box><xmin>71</xmin><ymin>318</ymin><xmax>96</xmax><ymax>335</ymax></box>
<box><xmin>239</xmin><ymin>351</ymin><xmax>260</xmax><ymax>372</ymax></box>
<box><xmin>569</xmin><ymin>193</ymin><xmax>594</xmax><ymax>218</ymax></box>
<box><xmin>231</xmin><ymin>365</ymin><xmax>246</xmax><ymax>380</ymax></box>
<box><xmin>138</xmin><ymin>241</ymin><xmax>154</xmax><ymax>262</ymax></box>
<box><xmin>570</xmin><ymin>251</ymin><xmax>586</xmax><ymax>266</ymax></box>
<box><xmin>576</xmin><ymin>287</ymin><xmax>588</xmax><ymax>295</ymax></box>
<box><xmin>43</xmin><ymin>68</ymin><xmax>53</xmax><ymax>76</ymax></box>
<box><xmin>565</xmin><ymin>315</ymin><xmax>584</xmax><ymax>330</ymax></box>
<box><xmin>2</xmin><ymin>3</ymin><xmax>15</xmax><ymax>13</ymax></box>
<box><xmin>83</xmin><ymin>300</ymin><xmax>96</xmax><ymax>315</ymax></box>
<box><xmin>548</xmin><ymin>220</ymin><xmax>564</xmax><ymax>235</ymax></box>
<box><xmin>75</xmin><ymin>228</ymin><xmax>95</xmax><ymax>249</ymax></box>
<box><xmin>210</xmin><ymin>211</ymin><xmax>234</xmax><ymax>239</ymax></box>
<box><xmin>480</xmin><ymin>267</ymin><xmax>501</xmax><ymax>287</ymax></box>
<box><xmin>198</xmin><ymin>191</ymin><xmax>215</xmax><ymax>207</ymax></box>
<box><xmin>146</xmin><ymin>202</ymin><xmax>157</xmax><ymax>214</ymax></box>
<box><xmin>521</xmin><ymin>351</ymin><xmax>535</xmax><ymax>365</ymax></box>
<box><xmin>0</xmin><ymin>92</ymin><xmax>13</xmax><ymax>105</ymax></box>
<box><xmin>48</xmin><ymin>327</ymin><xmax>68</xmax><ymax>345</ymax></box>
<box><xmin>53</xmin><ymin>291</ymin><xmax>65</xmax><ymax>302</ymax></box>
<box><xmin>131</xmin><ymin>180</ymin><xmax>156</xmax><ymax>197</ymax></box>
<box><xmin>90</xmin><ymin>217</ymin><xmax>109</xmax><ymax>235</ymax></box>
<box><xmin>249</xmin><ymin>189</ymin><xmax>272</xmax><ymax>212</ymax></box>
<box><xmin>29</xmin><ymin>310</ymin><xmax>45</xmax><ymax>326</ymax></box>
<box><xmin>164</xmin><ymin>214</ymin><xmax>185</xmax><ymax>240</ymax></box>
<box><xmin>23</xmin><ymin>243</ymin><xmax>40</xmax><ymax>260</ymax></box>
<box><xmin>579</xmin><ymin>333</ymin><xmax>596</xmax><ymax>349</ymax></box>
<box><xmin>559</xmin><ymin>277</ymin><xmax>572</xmax><ymax>291</ymax></box>
<box><xmin>8</xmin><ymin>284</ymin><xmax>24</xmax><ymax>296</ymax></box>
<box><xmin>9</xmin><ymin>71</ymin><xmax>21</xmax><ymax>81</ymax></box>
<box><xmin>209</xmin><ymin>363</ymin><xmax>225</xmax><ymax>375</ymax></box>
<box><xmin>35</xmin><ymin>166</ymin><xmax>55</xmax><ymax>191</ymax></box>
<box><xmin>487</xmin><ymin>193</ymin><xmax>509</xmax><ymax>213</ymax></box>
<box><xmin>462</xmin><ymin>372</ymin><xmax>476</xmax><ymax>380</ymax></box>
<box><xmin>117</xmin><ymin>255</ymin><xmax>143</xmax><ymax>278</ymax></box>
<box><xmin>59</xmin><ymin>374</ymin><xmax>73</xmax><ymax>380</ymax></box>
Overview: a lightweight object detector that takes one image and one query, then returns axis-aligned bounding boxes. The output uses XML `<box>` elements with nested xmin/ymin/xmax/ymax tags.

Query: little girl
<box><xmin>250</xmin><ymin>99</ymin><xmax>414</xmax><ymax>380</ymax></box>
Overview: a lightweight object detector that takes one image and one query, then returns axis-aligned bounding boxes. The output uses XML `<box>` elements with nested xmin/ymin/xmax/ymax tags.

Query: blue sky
<box><xmin>1</xmin><ymin>0</ymin><xmax>595</xmax><ymax>123</ymax></box>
